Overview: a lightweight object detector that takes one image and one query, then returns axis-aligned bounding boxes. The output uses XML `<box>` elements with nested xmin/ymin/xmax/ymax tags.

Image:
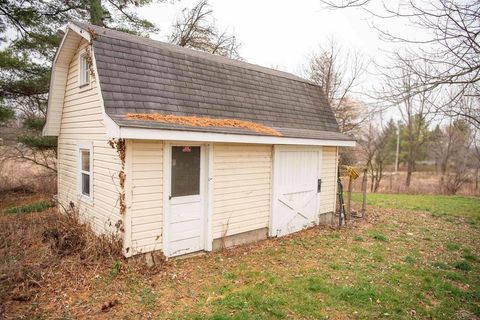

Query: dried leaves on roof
<box><xmin>126</xmin><ymin>113</ymin><xmax>282</xmax><ymax>136</ymax></box>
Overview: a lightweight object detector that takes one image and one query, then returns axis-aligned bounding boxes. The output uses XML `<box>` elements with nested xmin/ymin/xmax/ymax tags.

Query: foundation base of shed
<box><xmin>318</xmin><ymin>211</ymin><xmax>336</xmax><ymax>226</ymax></box>
<box><xmin>213</xmin><ymin>227</ymin><xmax>268</xmax><ymax>251</ymax></box>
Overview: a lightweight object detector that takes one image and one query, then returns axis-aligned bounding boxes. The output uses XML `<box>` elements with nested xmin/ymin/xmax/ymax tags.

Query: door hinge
<box><xmin>317</xmin><ymin>179</ymin><xmax>322</xmax><ymax>193</ymax></box>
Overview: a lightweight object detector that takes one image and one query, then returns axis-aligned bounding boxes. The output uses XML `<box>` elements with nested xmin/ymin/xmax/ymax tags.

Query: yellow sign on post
<box><xmin>346</xmin><ymin>166</ymin><xmax>359</xmax><ymax>180</ymax></box>
<box><xmin>344</xmin><ymin>166</ymin><xmax>359</xmax><ymax>220</ymax></box>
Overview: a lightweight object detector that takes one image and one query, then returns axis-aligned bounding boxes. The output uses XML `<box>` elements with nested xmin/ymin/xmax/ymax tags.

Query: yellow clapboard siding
<box><xmin>213</xmin><ymin>193</ymin><xmax>270</xmax><ymax>209</ymax></box>
<box><xmin>131</xmin><ymin>211</ymin><xmax>162</xmax><ymax>224</ymax></box>
<box><xmin>132</xmin><ymin>185</ymin><xmax>163</xmax><ymax>196</ymax></box>
<box><xmin>214</xmin><ymin>183</ymin><xmax>271</xmax><ymax>196</ymax></box>
<box><xmin>319</xmin><ymin>146</ymin><xmax>338</xmax><ymax>214</ymax></box>
<box><xmin>57</xmin><ymin>41</ymin><xmax>121</xmax><ymax>239</ymax></box>
<box><xmin>212</xmin><ymin>144</ymin><xmax>272</xmax><ymax>239</ymax></box>
<box><xmin>132</xmin><ymin>177</ymin><xmax>163</xmax><ymax>187</ymax></box>
<box><xmin>128</xmin><ymin>140</ymin><xmax>164</xmax><ymax>254</ymax></box>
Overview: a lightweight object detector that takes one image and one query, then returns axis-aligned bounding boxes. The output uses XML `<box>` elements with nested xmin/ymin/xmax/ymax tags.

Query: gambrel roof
<box><xmin>70</xmin><ymin>22</ymin><xmax>352</xmax><ymax>141</ymax></box>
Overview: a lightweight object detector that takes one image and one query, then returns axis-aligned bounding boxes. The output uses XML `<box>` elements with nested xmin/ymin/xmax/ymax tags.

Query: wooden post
<box><xmin>361</xmin><ymin>169</ymin><xmax>367</xmax><ymax>217</ymax></box>
<box><xmin>346</xmin><ymin>176</ymin><xmax>352</xmax><ymax>220</ymax></box>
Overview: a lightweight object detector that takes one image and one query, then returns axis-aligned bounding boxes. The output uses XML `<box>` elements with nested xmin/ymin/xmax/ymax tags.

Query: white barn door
<box><xmin>271</xmin><ymin>146</ymin><xmax>321</xmax><ymax>237</ymax></box>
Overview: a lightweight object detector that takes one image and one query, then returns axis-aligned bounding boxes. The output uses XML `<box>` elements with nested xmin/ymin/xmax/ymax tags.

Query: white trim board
<box><xmin>119</xmin><ymin>127</ymin><xmax>356</xmax><ymax>147</ymax></box>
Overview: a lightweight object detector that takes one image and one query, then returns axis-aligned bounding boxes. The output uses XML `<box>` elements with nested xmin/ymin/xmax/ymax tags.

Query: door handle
<box><xmin>317</xmin><ymin>179</ymin><xmax>322</xmax><ymax>193</ymax></box>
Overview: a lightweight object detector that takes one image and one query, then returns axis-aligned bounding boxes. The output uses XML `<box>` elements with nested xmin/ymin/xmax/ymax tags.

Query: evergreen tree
<box><xmin>0</xmin><ymin>0</ymin><xmax>159</xmax><ymax>170</ymax></box>
<box><xmin>381</xmin><ymin>119</ymin><xmax>399</xmax><ymax>166</ymax></box>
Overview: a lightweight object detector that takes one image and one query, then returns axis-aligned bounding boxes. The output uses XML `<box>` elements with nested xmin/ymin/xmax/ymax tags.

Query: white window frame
<box><xmin>78</xmin><ymin>53</ymin><xmax>90</xmax><ymax>87</ymax></box>
<box><xmin>77</xmin><ymin>141</ymin><xmax>93</xmax><ymax>203</ymax></box>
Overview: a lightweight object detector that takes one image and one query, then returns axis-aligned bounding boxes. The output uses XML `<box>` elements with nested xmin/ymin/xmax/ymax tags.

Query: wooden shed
<box><xmin>43</xmin><ymin>22</ymin><xmax>355</xmax><ymax>258</ymax></box>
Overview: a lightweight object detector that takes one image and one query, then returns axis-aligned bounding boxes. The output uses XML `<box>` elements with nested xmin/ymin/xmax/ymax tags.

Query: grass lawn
<box><xmin>1</xmin><ymin>193</ymin><xmax>479</xmax><ymax>319</ymax></box>
<box><xmin>351</xmin><ymin>193</ymin><xmax>480</xmax><ymax>224</ymax></box>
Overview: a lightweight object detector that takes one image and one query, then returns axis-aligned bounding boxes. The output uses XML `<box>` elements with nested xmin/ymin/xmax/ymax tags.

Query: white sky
<box><xmin>137</xmin><ymin>0</ymin><xmax>423</xmax><ymax>120</ymax></box>
<box><xmin>139</xmin><ymin>0</ymin><xmax>381</xmax><ymax>71</ymax></box>
<box><xmin>138</xmin><ymin>1</ymin><xmax>415</xmax><ymax>77</ymax></box>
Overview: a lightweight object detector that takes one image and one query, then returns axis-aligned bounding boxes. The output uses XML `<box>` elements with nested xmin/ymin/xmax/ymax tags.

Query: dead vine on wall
<box><xmin>108</xmin><ymin>138</ymin><xmax>126</xmax><ymax>233</ymax></box>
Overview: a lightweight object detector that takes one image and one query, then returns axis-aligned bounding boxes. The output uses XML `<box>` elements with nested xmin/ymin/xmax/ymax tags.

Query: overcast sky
<box><xmin>136</xmin><ymin>0</ymin><xmax>425</xmax><ymax>120</ymax></box>
<box><xmin>143</xmin><ymin>2</ymin><xmax>417</xmax><ymax>80</ymax></box>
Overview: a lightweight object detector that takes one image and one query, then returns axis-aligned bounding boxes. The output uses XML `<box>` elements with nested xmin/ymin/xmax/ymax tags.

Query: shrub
<box><xmin>42</xmin><ymin>205</ymin><xmax>122</xmax><ymax>259</ymax></box>
<box><xmin>17</xmin><ymin>135</ymin><xmax>57</xmax><ymax>151</ymax></box>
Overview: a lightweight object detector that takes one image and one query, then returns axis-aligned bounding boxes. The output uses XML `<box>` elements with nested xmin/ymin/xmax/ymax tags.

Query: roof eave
<box><xmin>115</xmin><ymin>126</ymin><xmax>356</xmax><ymax>147</ymax></box>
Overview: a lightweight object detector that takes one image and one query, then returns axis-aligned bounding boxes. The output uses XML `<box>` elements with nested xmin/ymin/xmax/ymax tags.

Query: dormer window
<box><xmin>79</xmin><ymin>53</ymin><xmax>90</xmax><ymax>87</ymax></box>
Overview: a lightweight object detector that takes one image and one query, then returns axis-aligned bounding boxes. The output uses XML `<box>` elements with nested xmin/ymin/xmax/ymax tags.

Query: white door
<box><xmin>271</xmin><ymin>146</ymin><xmax>321</xmax><ymax>237</ymax></box>
<box><xmin>166</xmin><ymin>145</ymin><xmax>206</xmax><ymax>257</ymax></box>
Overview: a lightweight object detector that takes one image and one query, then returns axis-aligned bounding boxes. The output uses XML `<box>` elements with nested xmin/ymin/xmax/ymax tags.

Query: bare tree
<box><xmin>473</xmin><ymin>131</ymin><xmax>480</xmax><ymax>193</ymax></box>
<box><xmin>431</xmin><ymin>119</ymin><xmax>479</xmax><ymax>194</ymax></box>
<box><xmin>380</xmin><ymin>59</ymin><xmax>435</xmax><ymax>187</ymax></box>
<box><xmin>320</xmin><ymin>0</ymin><xmax>480</xmax><ymax>129</ymax></box>
<box><xmin>169</xmin><ymin>0</ymin><xmax>241</xmax><ymax>59</ymax></box>
<box><xmin>443</xmin><ymin>134</ymin><xmax>474</xmax><ymax>195</ymax></box>
<box><xmin>358</xmin><ymin>115</ymin><xmax>395</xmax><ymax>192</ymax></box>
<box><xmin>305</xmin><ymin>38</ymin><xmax>367</xmax><ymax>134</ymax></box>
<box><xmin>431</xmin><ymin>119</ymin><xmax>471</xmax><ymax>175</ymax></box>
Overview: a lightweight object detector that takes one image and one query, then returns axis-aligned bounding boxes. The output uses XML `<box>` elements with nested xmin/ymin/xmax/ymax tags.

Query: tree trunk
<box><xmin>475</xmin><ymin>167</ymin><xmax>479</xmax><ymax>194</ymax></box>
<box><xmin>406</xmin><ymin>159</ymin><xmax>413</xmax><ymax>187</ymax></box>
<box><xmin>361</xmin><ymin>169</ymin><xmax>367</xmax><ymax>217</ymax></box>
<box><xmin>346</xmin><ymin>176</ymin><xmax>352</xmax><ymax>220</ymax></box>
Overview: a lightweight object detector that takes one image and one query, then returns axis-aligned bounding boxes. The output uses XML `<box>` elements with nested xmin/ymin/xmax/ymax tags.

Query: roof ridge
<box><xmin>70</xmin><ymin>21</ymin><xmax>318</xmax><ymax>87</ymax></box>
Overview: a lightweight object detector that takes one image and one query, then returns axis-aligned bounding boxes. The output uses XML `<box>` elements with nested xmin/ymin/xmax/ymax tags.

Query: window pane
<box><xmin>81</xmin><ymin>56</ymin><xmax>89</xmax><ymax>85</ymax></box>
<box><xmin>84</xmin><ymin>58</ymin><xmax>90</xmax><ymax>83</ymax></box>
<box><xmin>82</xmin><ymin>173</ymin><xmax>90</xmax><ymax>196</ymax></box>
<box><xmin>81</xmin><ymin>150</ymin><xmax>90</xmax><ymax>172</ymax></box>
<box><xmin>171</xmin><ymin>146</ymin><xmax>200</xmax><ymax>197</ymax></box>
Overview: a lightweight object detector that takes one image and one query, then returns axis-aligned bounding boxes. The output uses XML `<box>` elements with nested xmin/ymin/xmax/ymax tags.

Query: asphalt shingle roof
<box><xmin>73</xmin><ymin>22</ymin><xmax>352</xmax><ymax>141</ymax></box>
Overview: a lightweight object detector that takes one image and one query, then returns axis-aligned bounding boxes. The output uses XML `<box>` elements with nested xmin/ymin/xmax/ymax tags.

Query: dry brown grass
<box><xmin>349</xmin><ymin>171</ymin><xmax>479</xmax><ymax>196</ymax></box>
<box><xmin>0</xmin><ymin>149</ymin><xmax>56</xmax><ymax>195</ymax></box>
<box><xmin>2</xmin><ymin>194</ymin><xmax>478</xmax><ymax>319</ymax></box>
<box><xmin>0</xmin><ymin>193</ymin><xmax>123</xmax><ymax>318</ymax></box>
<box><xmin>127</xmin><ymin>113</ymin><xmax>282</xmax><ymax>136</ymax></box>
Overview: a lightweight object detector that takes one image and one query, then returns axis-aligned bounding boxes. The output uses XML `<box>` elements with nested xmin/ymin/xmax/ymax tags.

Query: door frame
<box><xmin>269</xmin><ymin>145</ymin><xmax>323</xmax><ymax>237</ymax></box>
<box><xmin>162</xmin><ymin>141</ymin><xmax>214</xmax><ymax>257</ymax></box>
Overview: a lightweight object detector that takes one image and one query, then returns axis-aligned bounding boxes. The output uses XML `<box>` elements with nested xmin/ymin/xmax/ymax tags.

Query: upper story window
<box><xmin>79</xmin><ymin>53</ymin><xmax>90</xmax><ymax>87</ymax></box>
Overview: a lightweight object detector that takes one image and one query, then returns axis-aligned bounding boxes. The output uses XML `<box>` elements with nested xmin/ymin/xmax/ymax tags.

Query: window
<box><xmin>171</xmin><ymin>146</ymin><xmax>201</xmax><ymax>197</ymax></box>
<box><xmin>79</xmin><ymin>54</ymin><xmax>90</xmax><ymax>86</ymax></box>
<box><xmin>78</xmin><ymin>143</ymin><xmax>92</xmax><ymax>200</ymax></box>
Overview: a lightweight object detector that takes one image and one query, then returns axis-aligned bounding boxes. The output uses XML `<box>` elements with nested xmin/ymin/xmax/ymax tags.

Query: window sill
<box><xmin>77</xmin><ymin>194</ymin><xmax>93</xmax><ymax>206</ymax></box>
<box><xmin>78</xmin><ymin>82</ymin><xmax>91</xmax><ymax>92</ymax></box>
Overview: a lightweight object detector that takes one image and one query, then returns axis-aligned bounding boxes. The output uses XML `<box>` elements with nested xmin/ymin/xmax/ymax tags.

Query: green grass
<box><xmin>7</xmin><ymin>193</ymin><xmax>480</xmax><ymax>319</ymax></box>
<box><xmin>351</xmin><ymin>193</ymin><xmax>480</xmax><ymax>221</ymax></box>
<box><xmin>179</xmin><ymin>195</ymin><xmax>479</xmax><ymax>320</ymax></box>
<box><xmin>3</xmin><ymin>201</ymin><xmax>52</xmax><ymax>215</ymax></box>
<box><xmin>370</xmin><ymin>231</ymin><xmax>389</xmax><ymax>242</ymax></box>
